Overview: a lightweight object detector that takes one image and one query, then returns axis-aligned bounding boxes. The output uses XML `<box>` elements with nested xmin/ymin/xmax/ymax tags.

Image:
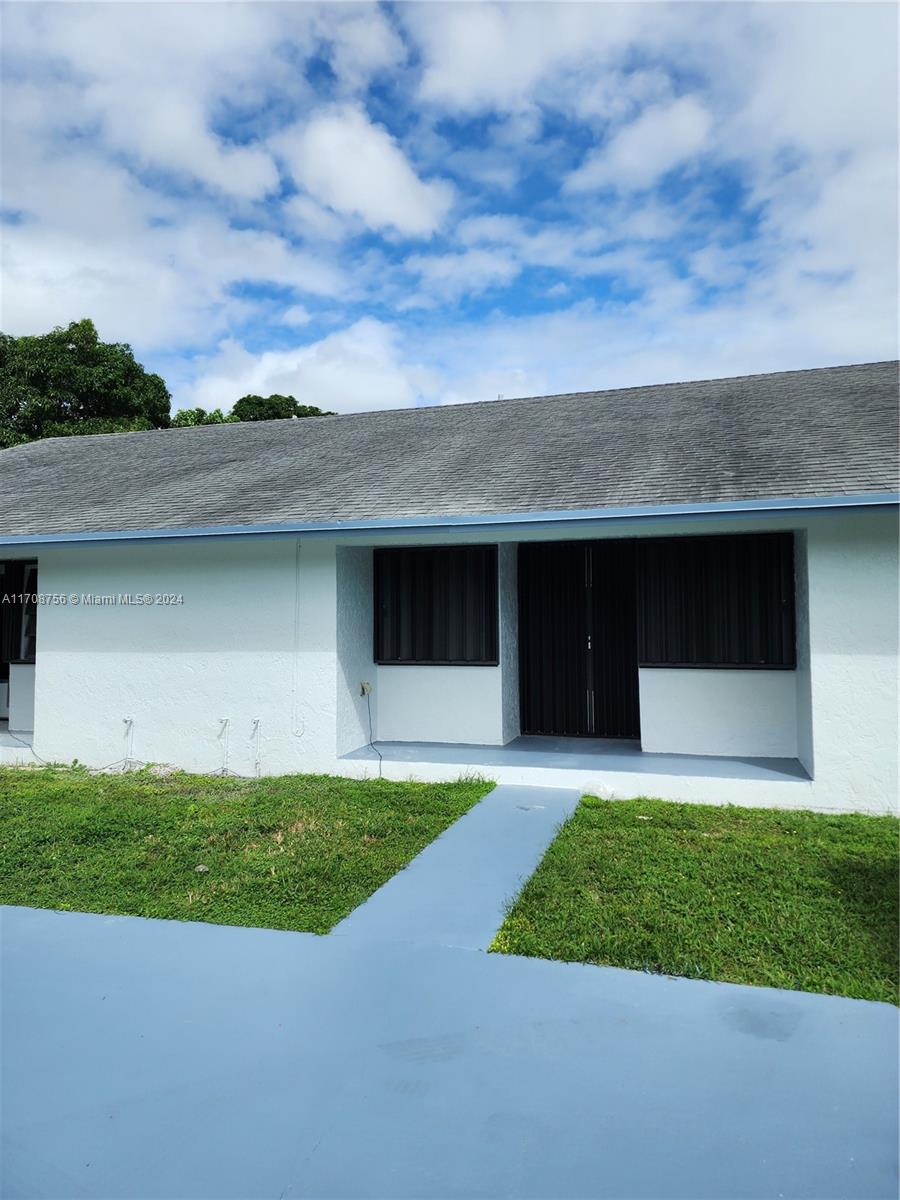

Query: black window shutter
<box><xmin>374</xmin><ymin>545</ymin><xmax>499</xmax><ymax>665</ymax></box>
<box><xmin>637</xmin><ymin>533</ymin><xmax>795</xmax><ymax>668</ymax></box>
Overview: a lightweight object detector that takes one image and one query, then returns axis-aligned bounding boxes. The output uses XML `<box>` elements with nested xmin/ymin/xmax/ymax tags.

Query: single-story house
<box><xmin>1</xmin><ymin>361</ymin><xmax>897</xmax><ymax>813</ymax></box>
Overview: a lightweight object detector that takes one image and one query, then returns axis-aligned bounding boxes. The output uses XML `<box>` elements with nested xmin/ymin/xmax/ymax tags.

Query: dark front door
<box><xmin>518</xmin><ymin>541</ymin><xmax>640</xmax><ymax>738</ymax></box>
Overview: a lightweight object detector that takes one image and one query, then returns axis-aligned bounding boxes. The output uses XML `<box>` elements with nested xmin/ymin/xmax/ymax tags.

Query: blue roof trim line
<box><xmin>1</xmin><ymin>492</ymin><xmax>897</xmax><ymax>547</ymax></box>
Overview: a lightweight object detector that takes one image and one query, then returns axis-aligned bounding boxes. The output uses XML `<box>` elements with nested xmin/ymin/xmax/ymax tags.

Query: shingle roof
<box><xmin>2</xmin><ymin>361</ymin><xmax>897</xmax><ymax>538</ymax></box>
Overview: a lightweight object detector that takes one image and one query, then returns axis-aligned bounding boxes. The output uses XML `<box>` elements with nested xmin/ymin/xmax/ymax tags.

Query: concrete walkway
<box><xmin>2</xmin><ymin>904</ymin><xmax>896</xmax><ymax>1200</ymax></box>
<box><xmin>332</xmin><ymin>784</ymin><xmax>579</xmax><ymax>949</ymax></box>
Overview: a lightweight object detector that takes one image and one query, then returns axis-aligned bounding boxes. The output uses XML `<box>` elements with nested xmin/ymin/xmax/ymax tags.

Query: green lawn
<box><xmin>0</xmin><ymin>767</ymin><xmax>490</xmax><ymax>934</ymax></box>
<box><xmin>492</xmin><ymin>796</ymin><xmax>899</xmax><ymax>1003</ymax></box>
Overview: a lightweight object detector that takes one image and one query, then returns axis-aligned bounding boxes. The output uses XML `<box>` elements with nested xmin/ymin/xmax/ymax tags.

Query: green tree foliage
<box><xmin>231</xmin><ymin>394</ymin><xmax>334</xmax><ymax>422</ymax></box>
<box><xmin>170</xmin><ymin>407</ymin><xmax>232</xmax><ymax>427</ymax></box>
<box><xmin>0</xmin><ymin>319</ymin><xmax>171</xmax><ymax>448</ymax></box>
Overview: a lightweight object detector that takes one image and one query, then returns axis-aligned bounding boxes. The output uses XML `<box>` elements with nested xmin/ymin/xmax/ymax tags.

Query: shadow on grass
<box><xmin>825</xmin><ymin>856</ymin><xmax>899</xmax><ymax>999</ymax></box>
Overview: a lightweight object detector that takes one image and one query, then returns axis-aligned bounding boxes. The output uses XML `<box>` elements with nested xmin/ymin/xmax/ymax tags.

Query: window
<box><xmin>637</xmin><ymin>533</ymin><xmax>795</xmax><ymax>668</ymax></box>
<box><xmin>374</xmin><ymin>545</ymin><xmax>499</xmax><ymax>665</ymax></box>
<box><xmin>0</xmin><ymin>560</ymin><xmax>37</xmax><ymax>668</ymax></box>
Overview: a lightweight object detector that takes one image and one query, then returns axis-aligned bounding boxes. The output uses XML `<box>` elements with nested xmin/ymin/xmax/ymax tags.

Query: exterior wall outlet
<box><xmin>360</xmin><ymin>681</ymin><xmax>372</xmax><ymax>696</ymax></box>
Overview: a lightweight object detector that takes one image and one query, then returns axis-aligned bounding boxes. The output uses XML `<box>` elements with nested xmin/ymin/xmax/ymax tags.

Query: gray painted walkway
<box><xmin>2</xmin><ymin>904</ymin><xmax>897</xmax><ymax>1200</ymax></box>
<box><xmin>332</xmin><ymin>784</ymin><xmax>579</xmax><ymax>948</ymax></box>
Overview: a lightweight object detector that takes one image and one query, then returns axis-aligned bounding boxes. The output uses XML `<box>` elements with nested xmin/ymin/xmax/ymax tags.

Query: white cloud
<box><xmin>566</xmin><ymin>96</ymin><xmax>712</xmax><ymax>193</ymax></box>
<box><xmin>280</xmin><ymin>305</ymin><xmax>313</xmax><ymax>328</ymax></box>
<box><xmin>275</xmin><ymin>105</ymin><xmax>453</xmax><ymax>237</ymax></box>
<box><xmin>572</xmin><ymin>67</ymin><xmax>674</xmax><ymax>123</ymax></box>
<box><xmin>2</xmin><ymin>2</ymin><xmax>288</xmax><ymax>200</ymax></box>
<box><xmin>315</xmin><ymin>6</ymin><xmax>407</xmax><ymax>91</ymax></box>
<box><xmin>726</xmin><ymin>3</ymin><xmax>898</xmax><ymax>161</ymax></box>
<box><xmin>403</xmin><ymin>2</ymin><xmax>649</xmax><ymax>114</ymax></box>
<box><xmin>179</xmin><ymin>235</ymin><xmax>897</xmax><ymax>417</ymax></box>
<box><xmin>0</xmin><ymin>141</ymin><xmax>348</xmax><ymax>348</ymax></box>
<box><xmin>2</xmin><ymin>1</ymin><xmax>896</xmax><ymax>408</ymax></box>
<box><xmin>181</xmin><ymin>319</ymin><xmax>438</xmax><ymax>415</ymax></box>
<box><xmin>281</xmin><ymin>194</ymin><xmax>351</xmax><ymax>242</ymax></box>
<box><xmin>454</xmin><ymin>214</ymin><xmax>621</xmax><ymax>280</ymax></box>
<box><xmin>402</xmin><ymin>248</ymin><xmax>520</xmax><ymax>305</ymax></box>
<box><xmin>2</xmin><ymin>2</ymin><xmax>412</xmax><ymax>204</ymax></box>
<box><xmin>421</xmin><ymin>271</ymin><xmax>896</xmax><ymax>402</ymax></box>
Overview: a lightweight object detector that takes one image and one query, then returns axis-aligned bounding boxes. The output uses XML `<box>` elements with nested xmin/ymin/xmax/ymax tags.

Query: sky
<box><xmin>1</xmin><ymin>1</ymin><xmax>897</xmax><ymax>415</ymax></box>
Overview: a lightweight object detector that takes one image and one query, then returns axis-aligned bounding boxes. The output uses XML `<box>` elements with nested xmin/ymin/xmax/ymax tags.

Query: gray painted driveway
<box><xmin>2</xmin><ymin>783</ymin><xmax>897</xmax><ymax>1199</ymax></box>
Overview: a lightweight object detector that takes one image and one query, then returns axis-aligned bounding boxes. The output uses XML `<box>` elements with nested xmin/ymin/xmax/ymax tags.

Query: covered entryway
<box><xmin>518</xmin><ymin>541</ymin><xmax>640</xmax><ymax>739</ymax></box>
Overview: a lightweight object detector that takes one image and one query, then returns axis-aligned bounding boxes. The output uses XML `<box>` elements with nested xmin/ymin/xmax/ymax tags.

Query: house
<box><xmin>1</xmin><ymin>361</ymin><xmax>897</xmax><ymax>813</ymax></box>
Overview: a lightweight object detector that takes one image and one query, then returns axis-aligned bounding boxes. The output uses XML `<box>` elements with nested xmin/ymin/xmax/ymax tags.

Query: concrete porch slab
<box><xmin>346</xmin><ymin>735</ymin><xmax>809</xmax><ymax>782</ymax></box>
<box><xmin>0</xmin><ymin>723</ymin><xmax>34</xmax><ymax>765</ymax></box>
<box><xmin>342</xmin><ymin>735</ymin><xmax>831</xmax><ymax>811</ymax></box>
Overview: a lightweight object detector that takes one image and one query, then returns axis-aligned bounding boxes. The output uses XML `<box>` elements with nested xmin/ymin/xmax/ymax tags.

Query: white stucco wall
<box><xmin>14</xmin><ymin>504</ymin><xmax>899</xmax><ymax>813</ymax></box>
<box><xmin>8</xmin><ymin>664</ymin><xmax>35</xmax><ymax>732</ymax></box>
<box><xmin>29</xmin><ymin>537</ymin><xmax>342</xmax><ymax>776</ymax></box>
<box><xmin>376</xmin><ymin>665</ymin><xmax>503</xmax><ymax>744</ymax></box>
<box><xmin>802</xmin><ymin>508</ymin><xmax>898</xmax><ymax>813</ymax></box>
<box><xmin>793</xmin><ymin>530</ymin><xmax>814</xmax><ymax>776</ymax></box>
<box><xmin>638</xmin><ymin>668</ymin><xmax>798</xmax><ymax>758</ymax></box>
<box><xmin>335</xmin><ymin>547</ymin><xmax>376</xmax><ymax>756</ymax></box>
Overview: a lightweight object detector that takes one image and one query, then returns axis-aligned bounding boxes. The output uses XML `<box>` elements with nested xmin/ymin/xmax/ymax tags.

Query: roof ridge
<box><xmin>158</xmin><ymin>358</ymin><xmax>900</xmax><ymax>431</ymax></box>
<box><xmin>274</xmin><ymin>359</ymin><xmax>899</xmax><ymax>423</ymax></box>
<box><xmin>2</xmin><ymin>360</ymin><xmax>895</xmax><ymax>458</ymax></box>
<box><xmin>442</xmin><ymin>359</ymin><xmax>898</xmax><ymax>414</ymax></box>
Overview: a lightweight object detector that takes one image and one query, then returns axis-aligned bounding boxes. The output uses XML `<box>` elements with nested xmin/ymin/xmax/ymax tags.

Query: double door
<box><xmin>518</xmin><ymin>541</ymin><xmax>640</xmax><ymax>738</ymax></box>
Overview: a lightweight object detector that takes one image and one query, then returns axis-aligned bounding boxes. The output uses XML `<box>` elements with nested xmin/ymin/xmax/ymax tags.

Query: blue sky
<box><xmin>2</xmin><ymin>2</ymin><xmax>897</xmax><ymax>413</ymax></box>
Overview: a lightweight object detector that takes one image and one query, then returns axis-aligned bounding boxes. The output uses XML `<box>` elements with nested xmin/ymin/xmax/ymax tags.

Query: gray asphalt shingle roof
<box><xmin>2</xmin><ymin>361</ymin><xmax>897</xmax><ymax>538</ymax></box>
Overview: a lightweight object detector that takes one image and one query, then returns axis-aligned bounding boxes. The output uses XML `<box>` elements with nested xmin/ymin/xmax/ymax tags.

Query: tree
<box><xmin>0</xmin><ymin>319</ymin><xmax>171</xmax><ymax>448</ymax></box>
<box><xmin>170</xmin><ymin>407</ymin><xmax>231</xmax><ymax>427</ymax></box>
<box><xmin>231</xmin><ymin>394</ymin><xmax>334</xmax><ymax>422</ymax></box>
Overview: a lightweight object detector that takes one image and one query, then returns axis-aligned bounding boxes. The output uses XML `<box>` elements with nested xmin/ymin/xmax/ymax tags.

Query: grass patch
<box><xmin>0</xmin><ymin>767</ymin><xmax>491</xmax><ymax>934</ymax></box>
<box><xmin>492</xmin><ymin>796</ymin><xmax>899</xmax><ymax>1003</ymax></box>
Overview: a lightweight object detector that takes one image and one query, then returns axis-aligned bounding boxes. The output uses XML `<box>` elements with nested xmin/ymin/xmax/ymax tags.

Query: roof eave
<box><xmin>1</xmin><ymin>491</ymin><xmax>897</xmax><ymax>548</ymax></box>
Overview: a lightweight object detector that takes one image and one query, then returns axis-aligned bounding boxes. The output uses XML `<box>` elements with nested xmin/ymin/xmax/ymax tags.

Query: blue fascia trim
<box><xmin>1</xmin><ymin>492</ymin><xmax>897</xmax><ymax>548</ymax></box>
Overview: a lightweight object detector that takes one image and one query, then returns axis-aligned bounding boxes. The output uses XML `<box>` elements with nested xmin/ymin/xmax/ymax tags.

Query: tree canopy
<box><xmin>0</xmin><ymin>320</ymin><xmax>335</xmax><ymax>446</ymax></box>
<box><xmin>231</xmin><ymin>394</ymin><xmax>334</xmax><ymax>422</ymax></box>
<box><xmin>170</xmin><ymin>396</ymin><xmax>334</xmax><ymax>426</ymax></box>
<box><xmin>0</xmin><ymin>319</ymin><xmax>171</xmax><ymax>448</ymax></box>
<box><xmin>170</xmin><ymin>407</ymin><xmax>230</xmax><ymax>427</ymax></box>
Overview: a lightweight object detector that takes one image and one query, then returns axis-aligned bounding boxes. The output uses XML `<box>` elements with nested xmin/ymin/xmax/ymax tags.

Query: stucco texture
<box><xmin>19</xmin><ymin>506</ymin><xmax>899</xmax><ymax>813</ymax></box>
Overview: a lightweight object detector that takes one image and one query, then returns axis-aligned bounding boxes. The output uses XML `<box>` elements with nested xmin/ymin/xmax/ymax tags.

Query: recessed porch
<box><xmin>344</xmin><ymin>734</ymin><xmax>809</xmax><ymax>783</ymax></box>
<box><xmin>337</xmin><ymin>531</ymin><xmax>812</xmax><ymax>801</ymax></box>
<box><xmin>0</xmin><ymin>720</ymin><xmax>35</xmax><ymax>764</ymax></box>
<box><xmin>342</xmin><ymin>735</ymin><xmax>816</xmax><ymax>812</ymax></box>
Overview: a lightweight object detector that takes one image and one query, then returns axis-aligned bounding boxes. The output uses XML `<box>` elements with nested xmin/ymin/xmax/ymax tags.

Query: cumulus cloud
<box><xmin>566</xmin><ymin>96</ymin><xmax>712</xmax><ymax>193</ymax></box>
<box><xmin>180</xmin><ymin>229</ymin><xmax>896</xmax><ymax>416</ymax></box>
<box><xmin>316</xmin><ymin>5</ymin><xmax>408</xmax><ymax>91</ymax></box>
<box><xmin>182</xmin><ymin>319</ymin><xmax>438</xmax><ymax>414</ymax></box>
<box><xmin>2</xmin><ymin>3</ymin><xmax>287</xmax><ymax>200</ymax></box>
<box><xmin>402</xmin><ymin>248</ymin><xmax>520</xmax><ymax>305</ymax></box>
<box><xmin>404</xmin><ymin>1</ymin><xmax>649</xmax><ymax>113</ymax></box>
<box><xmin>275</xmin><ymin>105</ymin><xmax>454</xmax><ymax>237</ymax></box>
<box><xmin>1</xmin><ymin>0</ymin><xmax>895</xmax><ymax>407</ymax></box>
<box><xmin>280</xmin><ymin>305</ymin><xmax>313</xmax><ymax>328</ymax></box>
<box><xmin>280</xmin><ymin>194</ymin><xmax>350</xmax><ymax>242</ymax></box>
<box><xmin>0</xmin><ymin>138</ymin><xmax>348</xmax><ymax>347</ymax></box>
